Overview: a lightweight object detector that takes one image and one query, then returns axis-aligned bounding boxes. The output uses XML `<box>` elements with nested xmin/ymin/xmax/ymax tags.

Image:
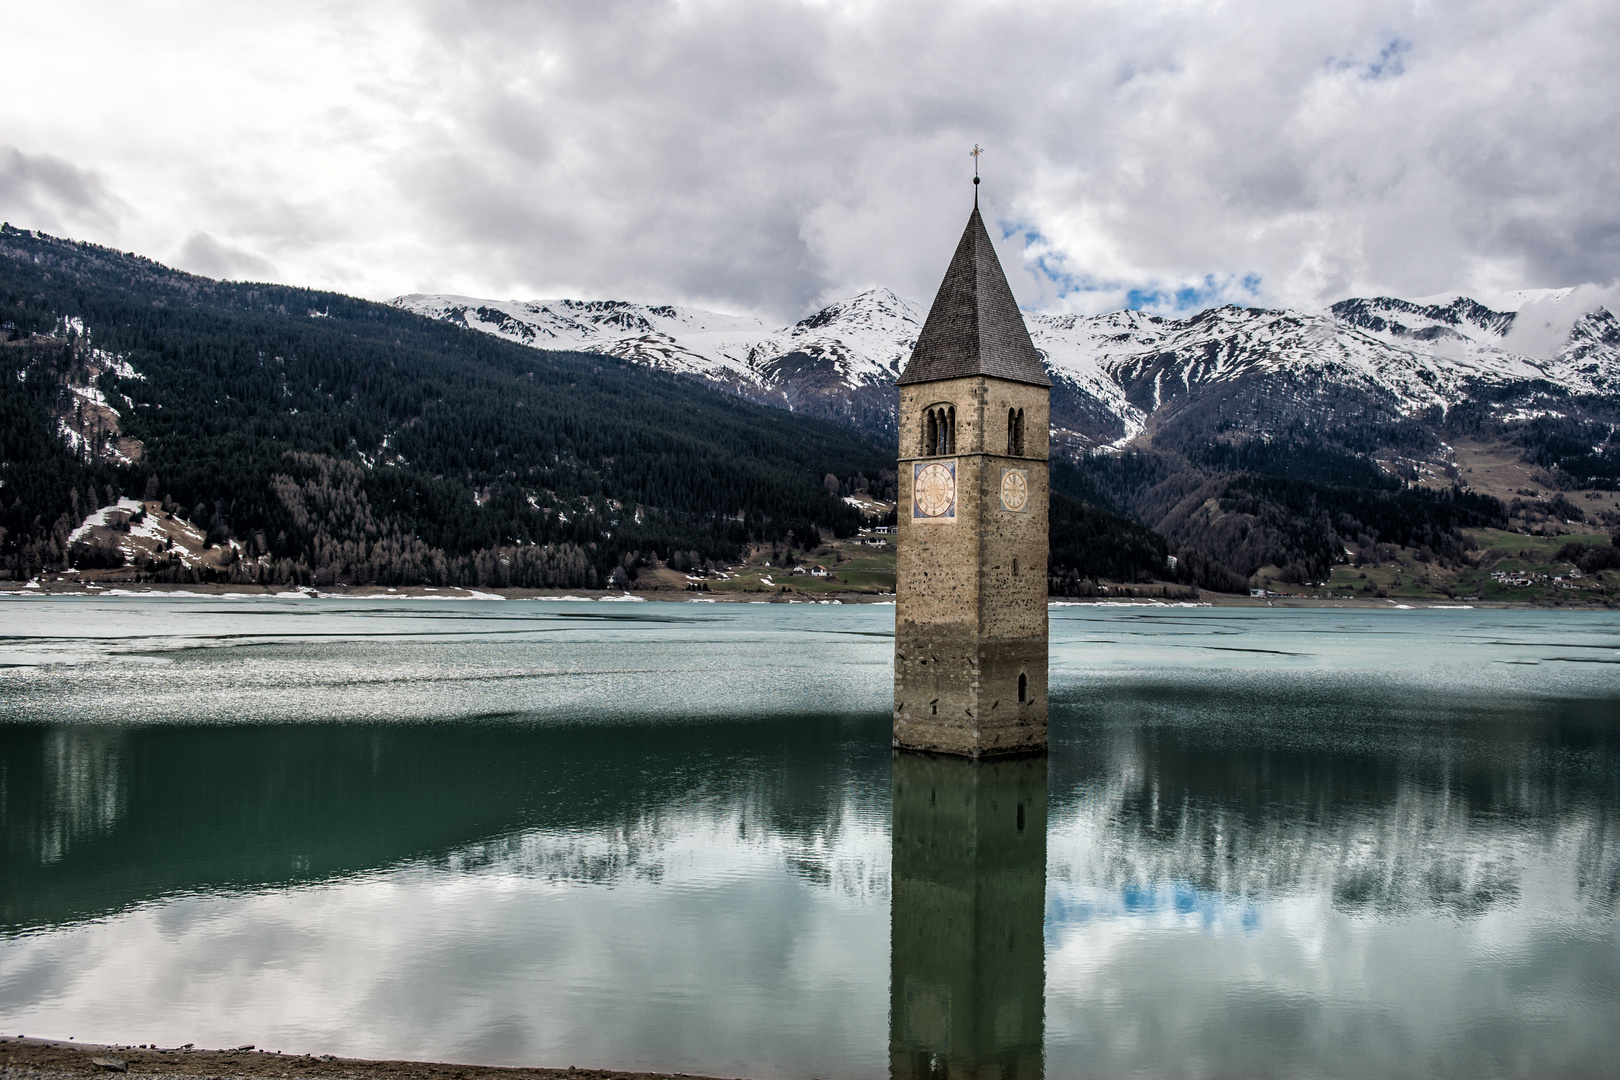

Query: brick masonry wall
<box><xmin>895</xmin><ymin>375</ymin><xmax>1051</xmax><ymax>756</ymax></box>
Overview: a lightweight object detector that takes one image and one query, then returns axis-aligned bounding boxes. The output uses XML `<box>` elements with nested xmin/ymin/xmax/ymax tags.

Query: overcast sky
<box><xmin>2</xmin><ymin>0</ymin><xmax>1615</xmax><ymax>322</ymax></box>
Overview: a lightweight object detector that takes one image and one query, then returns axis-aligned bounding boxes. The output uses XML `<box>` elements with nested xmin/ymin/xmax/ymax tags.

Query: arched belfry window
<box><xmin>923</xmin><ymin>404</ymin><xmax>956</xmax><ymax>456</ymax></box>
<box><xmin>1007</xmin><ymin>407</ymin><xmax>1026</xmax><ymax>456</ymax></box>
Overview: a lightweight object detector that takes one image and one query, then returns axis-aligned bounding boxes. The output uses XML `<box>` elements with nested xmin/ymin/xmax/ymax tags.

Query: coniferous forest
<box><xmin>0</xmin><ymin>226</ymin><xmax>897</xmax><ymax>588</ymax></box>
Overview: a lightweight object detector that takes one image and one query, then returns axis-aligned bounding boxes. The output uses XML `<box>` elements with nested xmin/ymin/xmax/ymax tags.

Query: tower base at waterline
<box><xmin>893</xmin><ymin>628</ymin><xmax>1047</xmax><ymax>757</ymax></box>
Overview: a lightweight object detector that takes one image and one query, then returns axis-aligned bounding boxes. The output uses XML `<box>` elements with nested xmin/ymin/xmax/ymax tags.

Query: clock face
<box><xmin>913</xmin><ymin>461</ymin><xmax>956</xmax><ymax>519</ymax></box>
<box><xmin>1000</xmin><ymin>468</ymin><xmax>1029</xmax><ymax>512</ymax></box>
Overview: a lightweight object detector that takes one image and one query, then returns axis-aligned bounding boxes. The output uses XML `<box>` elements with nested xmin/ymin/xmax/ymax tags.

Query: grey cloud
<box><xmin>13</xmin><ymin>0</ymin><xmax>1620</xmax><ymax>321</ymax></box>
<box><xmin>369</xmin><ymin>0</ymin><xmax>1615</xmax><ymax>318</ymax></box>
<box><xmin>173</xmin><ymin>231</ymin><xmax>277</xmax><ymax>281</ymax></box>
<box><xmin>393</xmin><ymin>0</ymin><xmax>839</xmax><ymax>313</ymax></box>
<box><xmin>0</xmin><ymin>146</ymin><xmax>126</xmax><ymax>236</ymax></box>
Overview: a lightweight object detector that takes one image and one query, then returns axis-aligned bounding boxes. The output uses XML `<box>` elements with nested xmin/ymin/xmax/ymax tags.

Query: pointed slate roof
<box><xmin>897</xmin><ymin>205</ymin><xmax>1051</xmax><ymax>387</ymax></box>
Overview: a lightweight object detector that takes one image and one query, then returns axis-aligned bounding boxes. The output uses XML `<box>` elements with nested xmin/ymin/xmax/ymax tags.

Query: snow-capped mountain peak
<box><xmin>748</xmin><ymin>287</ymin><xmax>924</xmax><ymax>388</ymax></box>
<box><xmin>394</xmin><ymin>287</ymin><xmax>1620</xmax><ymax>451</ymax></box>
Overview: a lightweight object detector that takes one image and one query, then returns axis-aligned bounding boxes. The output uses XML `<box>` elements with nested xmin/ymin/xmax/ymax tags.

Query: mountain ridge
<box><xmin>394</xmin><ymin>287</ymin><xmax>1620</xmax><ymax>463</ymax></box>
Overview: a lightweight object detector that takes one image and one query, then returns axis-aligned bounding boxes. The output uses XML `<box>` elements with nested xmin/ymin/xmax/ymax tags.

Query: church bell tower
<box><xmin>893</xmin><ymin>184</ymin><xmax>1051</xmax><ymax>758</ymax></box>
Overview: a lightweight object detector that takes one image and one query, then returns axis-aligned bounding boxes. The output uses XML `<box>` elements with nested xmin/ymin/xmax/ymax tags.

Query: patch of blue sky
<box><xmin>1126</xmin><ymin>274</ymin><xmax>1264</xmax><ymax>313</ymax></box>
<box><xmin>1046</xmin><ymin>879</ymin><xmax>1264</xmax><ymax>937</ymax></box>
<box><xmin>1005</xmin><ymin>219</ymin><xmax>1265</xmax><ymax>316</ymax></box>
<box><xmin>1328</xmin><ymin>37</ymin><xmax>1411</xmax><ymax>81</ymax></box>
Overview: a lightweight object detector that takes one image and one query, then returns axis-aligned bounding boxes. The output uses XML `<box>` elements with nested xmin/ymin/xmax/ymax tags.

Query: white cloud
<box><xmin>1502</xmin><ymin>283</ymin><xmax>1620</xmax><ymax>358</ymax></box>
<box><xmin>0</xmin><ymin>0</ymin><xmax>1615</xmax><ymax>321</ymax></box>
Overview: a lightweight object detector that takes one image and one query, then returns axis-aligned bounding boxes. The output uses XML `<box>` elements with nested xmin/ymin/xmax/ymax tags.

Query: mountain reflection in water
<box><xmin>1</xmin><ymin>604</ymin><xmax>1619</xmax><ymax>1078</ymax></box>
<box><xmin>1</xmin><ymin>717</ymin><xmax>889</xmax><ymax>932</ymax></box>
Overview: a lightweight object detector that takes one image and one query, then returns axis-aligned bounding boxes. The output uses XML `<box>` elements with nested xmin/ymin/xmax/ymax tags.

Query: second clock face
<box><xmin>1000</xmin><ymin>468</ymin><xmax>1029</xmax><ymax>512</ymax></box>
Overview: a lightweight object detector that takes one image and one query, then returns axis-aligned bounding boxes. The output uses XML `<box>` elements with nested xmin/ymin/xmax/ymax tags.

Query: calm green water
<box><xmin>1</xmin><ymin>599</ymin><xmax>1618</xmax><ymax>1079</ymax></box>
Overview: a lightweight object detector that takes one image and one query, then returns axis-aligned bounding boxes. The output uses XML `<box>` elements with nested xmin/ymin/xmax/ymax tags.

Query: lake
<box><xmin>2</xmin><ymin>598</ymin><xmax>1618</xmax><ymax>1079</ymax></box>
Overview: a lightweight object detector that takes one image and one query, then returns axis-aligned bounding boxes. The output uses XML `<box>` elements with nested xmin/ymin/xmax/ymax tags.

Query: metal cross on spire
<box><xmin>970</xmin><ymin>144</ymin><xmax>984</xmax><ymax>204</ymax></box>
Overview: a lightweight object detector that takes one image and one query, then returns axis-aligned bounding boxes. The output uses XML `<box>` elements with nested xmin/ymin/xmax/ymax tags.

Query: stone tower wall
<box><xmin>895</xmin><ymin>374</ymin><xmax>1050</xmax><ymax>757</ymax></box>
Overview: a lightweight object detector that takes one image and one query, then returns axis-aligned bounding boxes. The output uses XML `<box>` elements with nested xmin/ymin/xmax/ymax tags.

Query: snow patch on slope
<box><xmin>395</xmin><ymin>295</ymin><xmax>767</xmax><ymax>384</ymax></box>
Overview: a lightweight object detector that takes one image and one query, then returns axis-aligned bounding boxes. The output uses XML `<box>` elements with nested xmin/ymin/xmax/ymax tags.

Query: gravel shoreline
<box><xmin>0</xmin><ymin>1040</ymin><xmax>736</xmax><ymax>1080</ymax></box>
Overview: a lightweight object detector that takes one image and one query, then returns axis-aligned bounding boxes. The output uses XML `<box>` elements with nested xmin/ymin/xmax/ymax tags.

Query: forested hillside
<box><xmin>0</xmin><ymin>226</ymin><xmax>898</xmax><ymax>588</ymax></box>
<box><xmin>1061</xmin><ymin>433</ymin><xmax>1511</xmax><ymax>585</ymax></box>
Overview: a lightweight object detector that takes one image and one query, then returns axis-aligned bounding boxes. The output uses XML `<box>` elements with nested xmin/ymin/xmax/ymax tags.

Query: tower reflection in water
<box><xmin>890</xmin><ymin>752</ymin><xmax>1046</xmax><ymax>1080</ymax></box>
